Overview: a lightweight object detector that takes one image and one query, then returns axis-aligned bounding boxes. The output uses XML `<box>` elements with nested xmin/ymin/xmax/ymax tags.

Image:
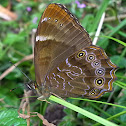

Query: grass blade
<box><xmin>49</xmin><ymin>95</ymin><xmax>118</xmax><ymax>126</ymax></box>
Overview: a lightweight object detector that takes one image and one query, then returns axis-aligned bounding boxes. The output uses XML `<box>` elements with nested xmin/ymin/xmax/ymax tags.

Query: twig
<box><xmin>0</xmin><ymin>5</ymin><xmax>17</xmax><ymax>21</ymax></box>
<box><xmin>31</xmin><ymin>29</ymin><xmax>36</xmax><ymax>54</ymax></box>
<box><xmin>31</xmin><ymin>112</ymin><xmax>56</xmax><ymax>126</ymax></box>
<box><xmin>24</xmin><ymin>90</ymin><xmax>31</xmax><ymax>126</ymax></box>
<box><xmin>92</xmin><ymin>12</ymin><xmax>105</xmax><ymax>45</ymax></box>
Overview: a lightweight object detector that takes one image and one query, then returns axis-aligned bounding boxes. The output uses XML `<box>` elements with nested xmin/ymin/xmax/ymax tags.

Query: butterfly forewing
<box><xmin>34</xmin><ymin>3</ymin><xmax>92</xmax><ymax>84</ymax></box>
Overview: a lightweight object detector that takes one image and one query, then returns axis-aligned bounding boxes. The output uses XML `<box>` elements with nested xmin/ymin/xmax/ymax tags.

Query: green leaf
<box><xmin>98</xmin><ymin>19</ymin><xmax>126</xmax><ymax>47</ymax></box>
<box><xmin>110</xmin><ymin>56</ymin><xmax>126</xmax><ymax>68</ymax></box>
<box><xmin>97</xmin><ymin>39</ymin><xmax>109</xmax><ymax>49</ymax></box>
<box><xmin>4</xmin><ymin>33</ymin><xmax>24</xmax><ymax>45</ymax></box>
<box><xmin>89</xmin><ymin>0</ymin><xmax>109</xmax><ymax>32</ymax></box>
<box><xmin>43</xmin><ymin>0</ymin><xmax>75</xmax><ymax>4</ymax></box>
<box><xmin>81</xmin><ymin>14</ymin><xmax>94</xmax><ymax>31</ymax></box>
<box><xmin>0</xmin><ymin>109</ymin><xmax>27</xmax><ymax>126</ymax></box>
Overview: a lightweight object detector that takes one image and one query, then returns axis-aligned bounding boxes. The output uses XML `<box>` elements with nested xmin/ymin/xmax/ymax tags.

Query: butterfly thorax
<box><xmin>35</xmin><ymin>82</ymin><xmax>51</xmax><ymax>100</ymax></box>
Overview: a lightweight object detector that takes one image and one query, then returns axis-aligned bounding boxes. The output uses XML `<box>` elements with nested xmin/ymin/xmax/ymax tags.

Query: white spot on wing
<box><xmin>41</xmin><ymin>17</ymin><xmax>47</xmax><ymax>23</ymax></box>
<box><xmin>36</xmin><ymin>35</ymin><xmax>54</xmax><ymax>42</ymax></box>
<box><xmin>36</xmin><ymin>36</ymin><xmax>47</xmax><ymax>42</ymax></box>
<box><xmin>60</xmin><ymin>24</ymin><xmax>63</xmax><ymax>27</ymax></box>
<box><xmin>36</xmin><ymin>36</ymin><xmax>39</xmax><ymax>41</ymax></box>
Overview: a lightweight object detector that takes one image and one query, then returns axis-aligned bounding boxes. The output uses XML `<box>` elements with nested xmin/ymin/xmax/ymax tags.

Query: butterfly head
<box><xmin>27</xmin><ymin>81</ymin><xmax>51</xmax><ymax>100</ymax></box>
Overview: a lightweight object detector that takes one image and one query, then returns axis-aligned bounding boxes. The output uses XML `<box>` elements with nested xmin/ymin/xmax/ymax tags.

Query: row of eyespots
<box><xmin>77</xmin><ymin>51</ymin><xmax>102</xmax><ymax>68</ymax></box>
<box><xmin>57</xmin><ymin>3</ymin><xmax>80</xmax><ymax>25</ymax></box>
<box><xmin>76</xmin><ymin>50</ymin><xmax>105</xmax><ymax>76</ymax></box>
<box><xmin>77</xmin><ymin>51</ymin><xmax>105</xmax><ymax>87</ymax></box>
<box><xmin>77</xmin><ymin>51</ymin><xmax>105</xmax><ymax>71</ymax></box>
<box><xmin>41</xmin><ymin>17</ymin><xmax>63</xmax><ymax>27</ymax></box>
<box><xmin>58</xmin><ymin>3</ymin><xmax>90</xmax><ymax>36</ymax></box>
<box><xmin>76</xmin><ymin>50</ymin><xmax>96</xmax><ymax>62</ymax></box>
<box><xmin>83</xmin><ymin>77</ymin><xmax>104</xmax><ymax>96</ymax></box>
<box><xmin>53</xmin><ymin>3</ymin><xmax>83</xmax><ymax>31</ymax></box>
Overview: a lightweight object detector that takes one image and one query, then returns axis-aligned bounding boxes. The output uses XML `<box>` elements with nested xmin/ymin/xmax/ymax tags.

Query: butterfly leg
<box><xmin>50</xmin><ymin>92</ymin><xmax>66</xmax><ymax>101</ymax></box>
<box><xmin>37</xmin><ymin>96</ymin><xmax>51</xmax><ymax>104</ymax></box>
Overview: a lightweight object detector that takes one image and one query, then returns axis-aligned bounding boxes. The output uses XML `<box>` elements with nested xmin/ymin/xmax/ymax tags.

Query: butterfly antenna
<box><xmin>10</xmin><ymin>86</ymin><xmax>22</xmax><ymax>92</ymax></box>
<box><xmin>9</xmin><ymin>61</ymin><xmax>32</xmax><ymax>82</ymax></box>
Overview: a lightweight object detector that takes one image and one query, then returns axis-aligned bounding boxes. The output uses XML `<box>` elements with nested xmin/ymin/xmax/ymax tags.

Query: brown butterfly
<box><xmin>31</xmin><ymin>3</ymin><xmax>117</xmax><ymax>100</ymax></box>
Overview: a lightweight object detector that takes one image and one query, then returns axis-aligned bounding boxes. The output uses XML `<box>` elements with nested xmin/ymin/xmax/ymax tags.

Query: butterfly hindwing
<box><xmin>46</xmin><ymin>45</ymin><xmax>117</xmax><ymax>98</ymax></box>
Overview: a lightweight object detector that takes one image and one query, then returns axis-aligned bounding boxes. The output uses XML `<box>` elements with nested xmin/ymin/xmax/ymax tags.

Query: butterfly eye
<box><xmin>95</xmin><ymin>78</ymin><xmax>104</xmax><ymax>86</ymax></box>
<box><xmin>87</xmin><ymin>54</ymin><xmax>95</xmax><ymax>61</ymax></box>
<box><xmin>77</xmin><ymin>51</ymin><xmax>85</xmax><ymax>58</ymax></box>
<box><xmin>95</xmin><ymin>68</ymin><xmax>105</xmax><ymax>76</ymax></box>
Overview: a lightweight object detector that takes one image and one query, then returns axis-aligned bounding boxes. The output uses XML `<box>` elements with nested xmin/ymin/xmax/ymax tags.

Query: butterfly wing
<box><xmin>34</xmin><ymin>3</ymin><xmax>118</xmax><ymax>99</ymax></box>
<box><xmin>46</xmin><ymin>45</ymin><xmax>117</xmax><ymax>99</ymax></box>
<box><xmin>34</xmin><ymin>3</ymin><xmax>92</xmax><ymax>85</ymax></box>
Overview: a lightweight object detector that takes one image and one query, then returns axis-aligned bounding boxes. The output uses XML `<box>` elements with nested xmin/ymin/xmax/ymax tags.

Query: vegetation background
<box><xmin>0</xmin><ymin>0</ymin><xmax>126</xmax><ymax>126</ymax></box>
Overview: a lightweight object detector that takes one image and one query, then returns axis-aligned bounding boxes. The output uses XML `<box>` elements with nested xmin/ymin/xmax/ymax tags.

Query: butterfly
<box><xmin>31</xmin><ymin>3</ymin><xmax>117</xmax><ymax>100</ymax></box>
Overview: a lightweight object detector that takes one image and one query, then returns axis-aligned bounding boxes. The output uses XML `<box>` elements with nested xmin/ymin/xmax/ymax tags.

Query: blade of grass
<box><xmin>105</xmin><ymin>24</ymin><xmax>126</xmax><ymax>38</ymax></box>
<box><xmin>116</xmin><ymin>48</ymin><xmax>126</xmax><ymax>65</ymax></box>
<box><xmin>89</xmin><ymin>102</ymin><xmax>123</xmax><ymax>124</ymax></box>
<box><xmin>116</xmin><ymin>75</ymin><xmax>126</xmax><ymax>80</ymax></box>
<box><xmin>69</xmin><ymin>97</ymin><xmax>126</xmax><ymax>109</ymax></box>
<box><xmin>100</xmin><ymin>36</ymin><xmax>126</xmax><ymax>46</ymax></box>
<box><xmin>115</xmin><ymin>81</ymin><xmax>126</xmax><ymax>89</ymax></box>
<box><xmin>115</xmin><ymin>82</ymin><xmax>126</xmax><ymax>89</ymax></box>
<box><xmin>116</xmin><ymin>81</ymin><xmax>126</xmax><ymax>86</ymax></box>
<box><xmin>49</xmin><ymin>95</ymin><xmax>118</xmax><ymax>126</ymax></box>
<box><xmin>93</xmin><ymin>111</ymin><xmax>126</xmax><ymax>126</ymax></box>
<box><xmin>98</xmin><ymin>19</ymin><xmax>126</xmax><ymax>46</ymax></box>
